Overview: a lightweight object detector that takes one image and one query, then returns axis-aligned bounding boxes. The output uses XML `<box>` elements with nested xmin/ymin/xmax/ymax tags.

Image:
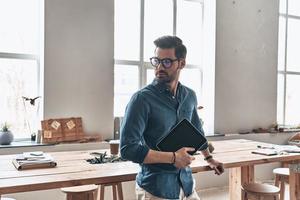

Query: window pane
<box><xmin>177</xmin><ymin>0</ymin><xmax>203</xmax><ymax>65</ymax></box>
<box><xmin>114</xmin><ymin>0</ymin><xmax>140</xmax><ymax>60</ymax></box>
<box><xmin>287</xmin><ymin>18</ymin><xmax>300</xmax><ymax>72</ymax></box>
<box><xmin>144</xmin><ymin>0</ymin><xmax>173</xmax><ymax>61</ymax></box>
<box><xmin>0</xmin><ymin>58</ymin><xmax>39</xmax><ymax>138</ymax></box>
<box><xmin>147</xmin><ymin>69</ymin><xmax>155</xmax><ymax>85</ymax></box>
<box><xmin>289</xmin><ymin>0</ymin><xmax>300</xmax><ymax>16</ymax></box>
<box><xmin>114</xmin><ymin>65</ymin><xmax>139</xmax><ymax>116</ymax></box>
<box><xmin>278</xmin><ymin>16</ymin><xmax>286</xmax><ymax>71</ymax></box>
<box><xmin>180</xmin><ymin>68</ymin><xmax>202</xmax><ymax>102</ymax></box>
<box><xmin>279</xmin><ymin>0</ymin><xmax>286</xmax><ymax>14</ymax></box>
<box><xmin>285</xmin><ymin>75</ymin><xmax>300</xmax><ymax>125</ymax></box>
<box><xmin>277</xmin><ymin>74</ymin><xmax>284</xmax><ymax>125</ymax></box>
<box><xmin>0</xmin><ymin>0</ymin><xmax>40</xmax><ymax>54</ymax></box>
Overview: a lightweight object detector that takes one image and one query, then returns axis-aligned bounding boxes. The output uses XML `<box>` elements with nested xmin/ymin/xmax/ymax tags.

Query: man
<box><xmin>120</xmin><ymin>36</ymin><xmax>224</xmax><ymax>200</ymax></box>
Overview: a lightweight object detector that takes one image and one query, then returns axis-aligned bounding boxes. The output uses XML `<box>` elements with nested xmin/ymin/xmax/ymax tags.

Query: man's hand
<box><xmin>207</xmin><ymin>159</ymin><xmax>224</xmax><ymax>175</ymax></box>
<box><xmin>174</xmin><ymin>147</ymin><xmax>195</xmax><ymax>168</ymax></box>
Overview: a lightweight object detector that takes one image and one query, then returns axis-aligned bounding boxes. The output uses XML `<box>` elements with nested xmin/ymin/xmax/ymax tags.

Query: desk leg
<box><xmin>229</xmin><ymin>165</ymin><xmax>254</xmax><ymax>200</ymax></box>
<box><xmin>289</xmin><ymin>162</ymin><xmax>300</xmax><ymax>200</ymax></box>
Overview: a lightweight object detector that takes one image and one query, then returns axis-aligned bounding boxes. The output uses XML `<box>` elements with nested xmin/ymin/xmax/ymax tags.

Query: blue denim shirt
<box><xmin>120</xmin><ymin>79</ymin><xmax>208</xmax><ymax>199</ymax></box>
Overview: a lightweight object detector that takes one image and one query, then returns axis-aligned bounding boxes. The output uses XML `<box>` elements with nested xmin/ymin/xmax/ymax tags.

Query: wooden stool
<box><xmin>99</xmin><ymin>182</ymin><xmax>123</xmax><ymax>200</ymax></box>
<box><xmin>242</xmin><ymin>183</ymin><xmax>280</xmax><ymax>200</ymax></box>
<box><xmin>273</xmin><ymin>168</ymin><xmax>289</xmax><ymax>200</ymax></box>
<box><xmin>61</xmin><ymin>185</ymin><xmax>98</xmax><ymax>200</ymax></box>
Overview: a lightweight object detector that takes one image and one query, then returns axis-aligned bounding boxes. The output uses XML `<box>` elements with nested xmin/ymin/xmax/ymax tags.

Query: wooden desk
<box><xmin>0</xmin><ymin>139</ymin><xmax>300</xmax><ymax>200</ymax></box>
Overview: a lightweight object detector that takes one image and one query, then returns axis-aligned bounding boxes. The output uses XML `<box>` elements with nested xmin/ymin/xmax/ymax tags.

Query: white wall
<box><xmin>44</xmin><ymin>0</ymin><xmax>114</xmax><ymax>139</ymax></box>
<box><xmin>215</xmin><ymin>0</ymin><xmax>279</xmax><ymax>134</ymax></box>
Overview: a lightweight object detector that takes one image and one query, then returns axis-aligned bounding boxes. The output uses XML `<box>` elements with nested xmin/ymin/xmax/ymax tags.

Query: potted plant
<box><xmin>0</xmin><ymin>122</ymin><xmax>14</xmax><ymax>145</ymax></box>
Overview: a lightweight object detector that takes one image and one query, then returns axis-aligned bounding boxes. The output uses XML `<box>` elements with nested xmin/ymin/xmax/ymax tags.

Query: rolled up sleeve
<box><xmin>120</xmin><ymin>92</ymin><xmax>150</xmax><ymax>163</ymax></box>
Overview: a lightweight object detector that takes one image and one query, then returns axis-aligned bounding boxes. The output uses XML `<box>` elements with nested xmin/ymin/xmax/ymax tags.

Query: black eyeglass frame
<box><xmin>149</xmin><ymin>57</ymin><xmax>179</xmax><ymax>69</ymax></box>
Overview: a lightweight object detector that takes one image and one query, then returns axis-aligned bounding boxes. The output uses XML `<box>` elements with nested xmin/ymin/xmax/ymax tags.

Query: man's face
<box><xmin>153</xmin><ymin>47</ymin><xmax>185</xmax><ymax>83</ymax></box>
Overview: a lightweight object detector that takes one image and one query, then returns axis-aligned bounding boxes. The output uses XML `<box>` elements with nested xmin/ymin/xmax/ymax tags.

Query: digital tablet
<box><xmin>156</xmin><ymin>119</ymin><xmax>208</xmax><ymax>155</ymax></box>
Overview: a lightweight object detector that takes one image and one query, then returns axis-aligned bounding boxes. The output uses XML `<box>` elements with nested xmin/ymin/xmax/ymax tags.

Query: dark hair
<box><xmin>153</xmin><ymin>35</ymin><xmax>187</xmax><ymax>59</ymax></box>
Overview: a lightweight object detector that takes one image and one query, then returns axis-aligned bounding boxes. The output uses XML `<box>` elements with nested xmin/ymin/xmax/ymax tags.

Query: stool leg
<box><xmin>112</xmin><ymin>184</ymin><xmax>117</xmax><ymax>200</ymax></box>
<box><xmin>117</xmin><ymin>182</ymin><xmax>123</xmax><ymax>200</ymax></box>
<box><xmin>280</xmin><ymin>180</ymin><xmax>285</xmax><ymax>200</ymax></box>
<box><xmin>87</xmin><ymin>191</ymin><xmax>97</xmax><ymax>200</ymax></box>
<box><xmin>100</xmin><ymin>185</ymin><xmax>105</xmax><ymax>200</ymax></box>
<box><xmin>96</xmin><ymin>185</ymin><xmax>100</xmax><ymax>200</ymax></box>
<box><xmin>275</xmin><ymin>175</ymin><xmax>280</xmax><ymax>187</ymax></box>
<box><xmin>86</xmin><ymin>193</ymin><xmax>92</xmax><ymax>200</ymax></box>
<box><xmin>93</xmin><ymin>189</ymin><xmax>98</xmax><ymax>200</ymax></box>
<box><xmin>66</xmin><ymin>194</ymin><xmax>72</xmax><ymax>200</ymax></box>
<box><xmin>241</xmin><ymin>190</ymin><xmax>247</xmax><ymax>200</ymax></box>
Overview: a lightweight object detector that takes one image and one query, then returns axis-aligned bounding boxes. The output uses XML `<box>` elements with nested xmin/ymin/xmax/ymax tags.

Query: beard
<box><xmin>155</xmin><ymin>69</ymin><xmax>178</xmax><ymax>84</ymax></box>
<box><xmin>155</xmin><ymin>71</ymin><xmax>172</xmax><ymax>83</ymax></box>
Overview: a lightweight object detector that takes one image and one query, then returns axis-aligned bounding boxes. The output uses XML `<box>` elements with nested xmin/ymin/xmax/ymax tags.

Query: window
<box><xmin>114</xmin><ymin>0</ymin><xmax>216</xmax><ymax>134</ymax></box>
<box><xmin>277</xmin><ymin>0</ymin><xmax>300</xmax><ymax>127</ymax></box>
<box><xmin>0</xmin><ymin>0</ymin><xmax>44</xmax><ymax>139</ymax></box>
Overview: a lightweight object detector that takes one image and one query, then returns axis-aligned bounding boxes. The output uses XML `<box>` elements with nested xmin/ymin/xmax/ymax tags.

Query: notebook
<box><xmin>13</xmin><ymin>153</ymin><xmax>57</xmax><ymax>170</ymax></box>
<box><xmin>12</xmin><ymin>159</ymin><xmax>57</xmax><ymax>170</ymax></box>
<box><xmin>156</xmin><ymin>119</ymin><xmax>208</xmax><ymax>155</ymax></box>
<box><xmin>251</xmin><ymin>149</ymin><xmax>278</xmax><ymax>156</ymax></box>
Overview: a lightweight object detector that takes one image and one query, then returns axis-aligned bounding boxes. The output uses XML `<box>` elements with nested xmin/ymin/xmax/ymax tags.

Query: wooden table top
<box><xmin>0</xmin><ymin>139</ymin><xmax>299</xmax><ymax>194</ymax></box>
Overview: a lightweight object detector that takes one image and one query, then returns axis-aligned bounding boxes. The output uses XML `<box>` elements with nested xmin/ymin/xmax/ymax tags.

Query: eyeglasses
<box><xmin>150</xmin><ymin>57</ymin><xmax>178</xmax><ymax>69</ymax></box>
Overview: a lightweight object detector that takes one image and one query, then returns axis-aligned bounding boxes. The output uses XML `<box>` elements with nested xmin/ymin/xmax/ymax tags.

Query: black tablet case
<box><xmin>156</xmin><ymin>119</ymin><xmax>208</xmax><ymax>155</ymax></box>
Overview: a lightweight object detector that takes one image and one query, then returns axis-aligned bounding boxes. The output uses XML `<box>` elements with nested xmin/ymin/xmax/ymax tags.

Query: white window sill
<box><xmin>0</xmin><ymin>140</ymin><xmax>110</xmax><ymax>155</ymax></box>
<box><xmin>0</xmin><ymin>140</ymin><xmax>53</xmax><ymax>149</ymax></box>
<box><xmin>207</xmin><ymin>132</ymin><xmax>295</xmax><ymax>145</ymax></box>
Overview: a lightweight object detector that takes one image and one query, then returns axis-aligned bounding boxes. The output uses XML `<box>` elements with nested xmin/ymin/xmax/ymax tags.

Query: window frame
<box><xmin>114</xmin><ymin>0</ymin><xmax>216</xmax><ymax>134</ymax></box>
<box><xmin>277</xmin><ymin>0</ymin><xmax>300</xmax><ymax>126</ymax></box>
<box><xmin>115</xmin><ymin>0</ymin><xmax>205</xmax><ymax>88</ymax></box>
<box><xmin>0</xmin><ymin>0</ymin><xmax>44</xmax><ymax>140</ymax></box>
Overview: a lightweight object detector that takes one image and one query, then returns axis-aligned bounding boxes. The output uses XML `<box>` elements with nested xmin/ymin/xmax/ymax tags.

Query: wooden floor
<box><xmin>198</xmin><ymin>181</ymin><xmax>289</xmax><ymax>200</ymax></box>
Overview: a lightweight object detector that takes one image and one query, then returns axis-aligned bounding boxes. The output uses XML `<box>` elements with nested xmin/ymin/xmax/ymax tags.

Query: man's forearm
<box><xmin>143</xmin><ymin>149</ymin><xmax>174</xmax><ymax>164</ymax></box>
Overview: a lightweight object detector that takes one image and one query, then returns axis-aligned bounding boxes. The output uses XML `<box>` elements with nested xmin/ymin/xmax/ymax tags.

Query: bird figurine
<box><xmin>22</xmin><ymin>96</ymin><xmax>41</xmax><ymax>106</ymax></box>
<box><xmin>197</xmin><ymin>106</ymin><xmax>204</xmax><ymax>110</ymax></box>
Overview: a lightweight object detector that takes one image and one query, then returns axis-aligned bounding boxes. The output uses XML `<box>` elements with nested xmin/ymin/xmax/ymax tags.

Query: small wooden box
<box><xmin>41</xmin><ymin>117</ymin><xmax>85</xmax><ymax>143</ymax></box>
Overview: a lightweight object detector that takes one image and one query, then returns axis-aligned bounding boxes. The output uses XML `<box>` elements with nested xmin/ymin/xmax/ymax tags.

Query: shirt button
<box><xmin>172</xmin><ymin>96</ymin><xmax>175</xmax><ymax>99</ymax></box>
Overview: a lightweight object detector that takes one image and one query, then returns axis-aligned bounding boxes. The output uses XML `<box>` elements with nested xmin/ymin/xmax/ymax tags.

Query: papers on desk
<box><xmin>273</xmin><ymin>145</ymin><xmax>300</xmax><ymax>153</ymax></box>
<box><xmin>13</xmin><ymin>152</ymin><xmax>57</xmax><ymax>170</ymax></box>
<box><xmin>251</xmin><ymin>144</ymin><xmax>300</xmax><ymax>156</ymax></box>
<box><xmin>22</xmin><ymin>151</ymin><xmax>46</xmax><ymax>159</ymax></box>
<box><xmin>252</xmin><ymin>149</ymin><xmax>278</xmax><ymax>156</ymax></box>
